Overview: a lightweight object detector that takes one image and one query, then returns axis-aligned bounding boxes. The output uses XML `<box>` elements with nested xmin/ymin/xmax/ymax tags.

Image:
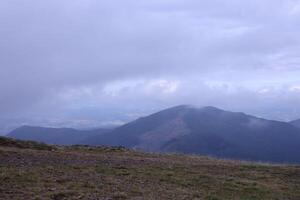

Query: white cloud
<box><xmin>146</xmin><ymin>80</ymin><xmax>180</xmax><ymax>94</ymax></box>
<box><xmin>289</xmin><ymin>85</ymin><xmax>300</xmax><ymax>92</ymax></box>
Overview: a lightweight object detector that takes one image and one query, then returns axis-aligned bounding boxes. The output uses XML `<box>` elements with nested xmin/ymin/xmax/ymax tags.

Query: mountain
<box><xmin>8</xmin><ymin>125</ymin><xmax>110</xmax><ymax>145</ymax></box>
<box><xmin>85</xmin><ymin>105</ymin><xmax>300</xmax><ymax>163</ymax></box>
<box><xmin>290</xmin><ymin>119</ymin><xmax>300</xmax><ymax>128</ymax></box>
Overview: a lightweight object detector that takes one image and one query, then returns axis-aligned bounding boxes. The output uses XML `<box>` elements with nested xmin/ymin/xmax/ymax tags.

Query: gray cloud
<box><xmin>1</xmin><ymin>0</ymin><xmax>300</xmax><ymax>130</ymax></box>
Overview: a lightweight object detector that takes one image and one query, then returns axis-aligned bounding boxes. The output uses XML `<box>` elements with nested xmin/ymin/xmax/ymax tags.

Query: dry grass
<box><xmin>0</xmin><ymin>137</ymin><xmax>299</xmax><ymax>200</ymax></box>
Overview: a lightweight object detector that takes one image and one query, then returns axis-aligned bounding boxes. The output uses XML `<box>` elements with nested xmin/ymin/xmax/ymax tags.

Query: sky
<box><xmin>1</xmin><ymin>0</ymin><xmax>300</xmax><ymax>133</ymax></box>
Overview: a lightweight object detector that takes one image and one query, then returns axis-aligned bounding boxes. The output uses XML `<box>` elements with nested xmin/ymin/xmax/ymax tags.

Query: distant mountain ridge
<box><xmin>8</xmin><ymin>125</ymin><xmax>110</xmax><ymax>145</ymax></box>
<box><xmin>7</xmin><ymin>105</ymin><xmax>300</xmax><ymax>163</ymax></box>
<box><xmin>84</xmin><ymin>105</ymin><xmax>300</xmax><ymax>163</ymax></box>
<box><xmin>290</xmin><ymin>119</ymin><xmax>300</xmax><ymax>128</ymax></box>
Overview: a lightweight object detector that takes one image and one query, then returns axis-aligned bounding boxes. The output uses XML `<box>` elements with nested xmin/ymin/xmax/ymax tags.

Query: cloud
<box><xmin>1</xmin><ymin>0</ymin><xmax>300</xmax><ymax>125</ymax></box>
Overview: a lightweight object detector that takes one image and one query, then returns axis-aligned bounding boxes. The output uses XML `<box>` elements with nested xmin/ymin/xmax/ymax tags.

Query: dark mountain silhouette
<box><xmin>85</xmin><ymin>105</ymin><xmax>300</xmax><ymax>163</ymax></box>
<box><xmin>8</xmin><ymin>105</ymin><xmax>300</xmax><ymax>163</ymax></box>
<box><xmin>8</xmin><ymin>125</ymin><xmax>110</xmax><ymax>145</ymax></box>
<box><xmin>290</xmin><ymin>119</ymin><xmax>300</xmax><ymax>128</ymax></box>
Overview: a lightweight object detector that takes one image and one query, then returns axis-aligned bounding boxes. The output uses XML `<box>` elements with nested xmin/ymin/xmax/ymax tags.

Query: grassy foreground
<box><xmin>0</xmin><ymin>137</ymin><xmax>299</xmax><ymax>200</ymax></box>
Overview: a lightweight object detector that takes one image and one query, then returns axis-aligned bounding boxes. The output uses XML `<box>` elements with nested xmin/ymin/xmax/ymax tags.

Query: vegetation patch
<box><xmin>0</xmin><ymin>141</ymin><xmax>299</xmax><ymax>200</ymax></box>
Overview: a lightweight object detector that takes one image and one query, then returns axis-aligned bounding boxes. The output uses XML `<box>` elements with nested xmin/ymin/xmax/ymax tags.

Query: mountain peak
<box><xmin>167</xmin><ymin>104</ymin><xmax>194</xmax><ymax>110</ymax></box>
<box><xmin>165</xmin><ymin>105</ymin><xmax>223</xmax><ymax>112</ymax></box>
<box><xmin>168</xmin><ymin>105</ymin><xmax>223</xmax><ymax>111</ymax></box>
<box><xmin>200</xmin><ymin>106</ymin><xmax>223</xmax><ymax>112</ymax></box>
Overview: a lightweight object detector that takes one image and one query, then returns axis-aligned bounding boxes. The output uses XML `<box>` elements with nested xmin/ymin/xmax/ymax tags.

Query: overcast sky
<box><xmin>1</xmin><ymin>0</ymin><xmax>300</xmax><ymax>131</ymax></box>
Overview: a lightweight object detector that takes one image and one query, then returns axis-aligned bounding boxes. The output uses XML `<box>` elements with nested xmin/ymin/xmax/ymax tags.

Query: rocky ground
<box><xmin>0</xmin><ymin>137</ymin><xmax>300</xmax><ymax>200</ymax></box>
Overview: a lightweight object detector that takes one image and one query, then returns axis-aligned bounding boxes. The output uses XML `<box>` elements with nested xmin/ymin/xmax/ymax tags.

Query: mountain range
<box><xmin>290</xmin><ymin>119</ymin><xmax>300</xmax><ymax>128</ymax></box>
<box><xmin>7</xmin><ymin>105</ymin><xmax>300</xmax><ymax>163</ymax></box>
<box><xmin>8</xmin><ymin>126</ymin><xmax>110</xmax><ymax>145</ymax></box>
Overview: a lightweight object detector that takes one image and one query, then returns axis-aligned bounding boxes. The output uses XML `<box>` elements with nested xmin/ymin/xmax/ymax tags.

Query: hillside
<box><xmin>8</xmin><ymin>126</ymin><xmax>110</xmax><ymax>145</ymax></box>
<box><xmin>290</xmin><ymin>119</ymin><xmax>300</xmax><ymax>128</ymax></box>
<box><xmin>85</xmin><ymin>105</ymin><xmax>300</xmax><ymax>164</ymax></box>
<box><xmin>0</xmin><ymin>136</ymin><xmax>299</xmax><ymax>200</ymax></box>
<box><xmin>0</xmin><ymin>136</ymin><xmax>55</xmax><ymax>151</ymax></box>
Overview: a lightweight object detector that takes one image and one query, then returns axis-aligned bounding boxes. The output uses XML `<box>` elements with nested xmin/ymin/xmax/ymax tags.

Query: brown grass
<box><xmin>0</xmin><ymin>138</ymin><xmax>299</xmax><ymax>199</ymax></box>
